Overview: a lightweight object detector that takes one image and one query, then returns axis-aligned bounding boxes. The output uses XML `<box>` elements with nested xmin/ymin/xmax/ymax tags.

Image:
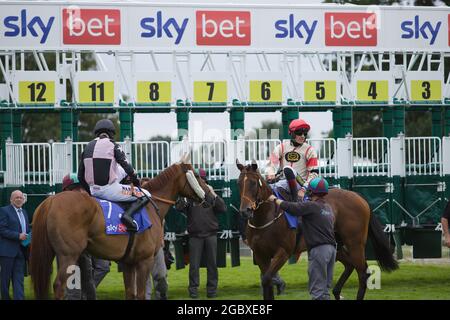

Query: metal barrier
<box><xmin>352</xmin><ymin>137</ymin><xmax>390</xmax><ymax>177</ymax></box>
<box><xmin>170</xmin><ymin>138</ymin><xmax>227</xmax><ymax>181</ymax></box>
<box><xmin>5</xmin><ymin>142</ymin><xmax>52</xmax><ymax>186</ymax></box>
<box><xmin>131</xmin><ymin>141</ymin><xmax>170</xmax><ymax>178</ymax></box>
<box><xmin>404</xmin><ymin>137</ymin><xmax>442</xmax><ymax>176</ymax></box>
<box><xmin>308</xmin><ymin>138</ymin><xmax>337</xmax><ymax>179</ymax></box>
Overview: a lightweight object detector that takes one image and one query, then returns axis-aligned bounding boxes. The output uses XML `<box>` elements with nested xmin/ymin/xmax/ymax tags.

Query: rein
<box><xmin>242</xmin><ymin>172</ymin><xmax>283</xmax><ymax>230</ymax></box>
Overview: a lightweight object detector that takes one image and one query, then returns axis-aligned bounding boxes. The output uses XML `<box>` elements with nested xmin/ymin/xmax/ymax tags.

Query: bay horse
<box><xmin>236</xmin><ymin>161</ymin><xmax>398</xmax><ymax>300</ymax></box>
<box><xmin>30</xmin><ymin>155</ymin><xmax>214</xmax><ymax>299</ymax></box>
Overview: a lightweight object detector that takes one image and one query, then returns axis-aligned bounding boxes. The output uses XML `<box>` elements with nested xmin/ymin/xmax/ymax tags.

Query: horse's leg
<box><xmin>135</xmin><ymin>256</ymin><xmax>153</xmax><ymax>300</ymax></box>
<box><xmin>122</xmin><ymin>263</ymin><xmax>137</xmax><ymax>299</ymax></box>
<box><xmin>263</xmin><ymin>249</ymin><xmax>290</xmax><ymax>300</ymax></box>
<box><xmin>53</xmin><ymin>255</ymin><xmax>79</xmax><ymax>300</ymax></box>
<box><xmin>332</xmin><ymin>248</ymin><xmax>354</xmax><ymax>301</ymax></box>
<box><xmin>254</xmin><ymin>255</ymin><xmax>273</xmax><ymax>300</ymax></box>
<box><xmin>348</xmin><ymin>244</ymin><xmax>369</xmax><ymax>300</ymax></box>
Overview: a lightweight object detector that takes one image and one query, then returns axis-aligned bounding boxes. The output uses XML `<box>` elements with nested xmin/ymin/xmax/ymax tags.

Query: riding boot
<box><xmin>283</xmin><ymin>167</ymin><xmax>298</xmax><ymax>202</ymax></box>
<box><xmin>121</xmin><ymin>197</ymin><xmax>150</xmax><ymax>232</ymax></box>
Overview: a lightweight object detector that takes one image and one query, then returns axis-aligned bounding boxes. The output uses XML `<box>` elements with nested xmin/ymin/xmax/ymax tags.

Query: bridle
<box><xmin>240</xmin><ymin>172</ymin><xmax>284</xmax><ymax>230</ymax></box>
<box><xmin>241</xmin><ymin>172</ymin><xmax>269</xmax><ymax>211</ymax></box>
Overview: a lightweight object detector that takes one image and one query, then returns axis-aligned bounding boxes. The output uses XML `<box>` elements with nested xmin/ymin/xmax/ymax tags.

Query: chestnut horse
<box><xmin>30</xmin><ymin>157</ymin><xmax>213</xmax><ymax>299</ymax></box>
<box><xmin>236</xmin><ymin>161</ymin><xmax>398</xmax><ymax>300</ymax></box>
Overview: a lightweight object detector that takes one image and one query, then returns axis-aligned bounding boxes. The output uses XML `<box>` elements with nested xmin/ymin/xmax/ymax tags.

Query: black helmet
<box><xmin>94</xmin><ymin>119</ymin><xmax>115</xmax><ymax>137</ymax></box>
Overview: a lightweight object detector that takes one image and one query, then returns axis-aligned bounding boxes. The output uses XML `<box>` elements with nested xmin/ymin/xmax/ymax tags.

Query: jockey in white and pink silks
<box><xmin>268</xmin><ymin>119</ymin><xmax>319</xmax><ymax>202</ymax></box>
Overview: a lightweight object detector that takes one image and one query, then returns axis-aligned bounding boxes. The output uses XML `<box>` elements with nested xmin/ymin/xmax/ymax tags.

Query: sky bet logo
<box><xmin>400</xmin><ymin>15</ymin><xmax>441</xmax><ymax>45</ymax></box>
<box><xmin>140</xmin><ymin>11</ymin><xmax>188</xmax><ymax>45</ymax></box>
<box><xmin>196</xmin><ymin>11</ymin><xmax>251</xmax><ymax>46</ymax></box>
<box><xmin>274</xmin><ymin>14</ymin><xmax>317</xmax><ymax>44</ymax></box>
<box><xmin>62</xmin><ymin>8</ymin><xmax>121</xmax><ymax>45</ymax></box>
<box><xmin>3</xmin><ymin>9</ymin><xmax>55</xmax><ymax>44</ymax></box>
<box><xmin>325</xmin><ymin>12</ymin><xmax>377</xmax><ymax>46</ymax></box>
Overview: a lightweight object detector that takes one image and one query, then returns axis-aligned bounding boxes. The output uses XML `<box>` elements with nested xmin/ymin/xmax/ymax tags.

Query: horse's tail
<box><xmin>368</xmin><ymin>211</ymin><xmax>399</xmax><ymax>272</ymax></box>
<box><xmin>30</xmin><ymin>198</ymin><xmax>55</xmax><ymax>299</ymax></box>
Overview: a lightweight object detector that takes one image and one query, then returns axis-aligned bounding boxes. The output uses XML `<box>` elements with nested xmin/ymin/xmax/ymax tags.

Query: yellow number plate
<box><xmin>356</xmin><ymin>80</ymin><xmax>389</xmax><ymax>101</ymax></box>
<box><xmin>137</xmin><ymin>81</ymin><xmax>171</xmax><ymax>103</ymax></box>
<box><xmin>410</xmin><ymin>80</ymin><xmax>441</xmax><ymax>101</ymax></box>
<box><xmin>193</xmin><ymin>81</ymin><xmax>227</xmax><ymax>103</ymax></box>
<box><xmin>304</xmin><ymin>81</ymin><xmax>336</xmax><ymax>102</ymax></box>
<box><xmin>18</xmin><ymin>81</ymin><xmax>55</xmax><ymax>104</ymax></box>
<box><xmin>249</xmin><ymin>81</ymin><xmax>282</xmax><ymax>103</ymax></box>
<box><xmin>79</xmin><ymin>81</ymin><xmax>114</xmax><ymax>103</ymax></box>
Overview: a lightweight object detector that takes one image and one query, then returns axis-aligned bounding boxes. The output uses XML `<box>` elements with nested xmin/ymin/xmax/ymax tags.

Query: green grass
<box><xmin>23</xmin><ymin>256</ymin><xmax>450</xmax><ymax>300</ymax></box>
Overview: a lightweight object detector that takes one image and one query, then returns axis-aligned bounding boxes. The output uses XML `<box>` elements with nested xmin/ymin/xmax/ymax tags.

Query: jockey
<box><xmin>269</xmin><ymin>118</ymin><xmax>319</xmax><ymax>202</ymax></box>
<box><xmin>78</xmin><ymin>119</ymin><xmax>150</xmax><ymax>232</ymax></box>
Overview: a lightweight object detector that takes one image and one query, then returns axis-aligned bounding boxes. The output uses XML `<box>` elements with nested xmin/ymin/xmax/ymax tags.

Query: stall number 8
<box><xmin>149</xmin><ymin>83</ymin><xmax>160</xmax><ymax>101</ymax></box>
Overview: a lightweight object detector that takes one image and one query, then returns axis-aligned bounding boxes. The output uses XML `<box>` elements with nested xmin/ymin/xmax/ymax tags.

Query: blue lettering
<box><xmin>140</xmin><ymin>17</ymin><xmax>156</xmax><ymax>38</ymax></box>
<box><xmin>274</xmin><ymin>15</ymin><xmax>317</xmax><ymax>44</ymax></box>
<box><xmin>139</xmin><ymin>11</ymin><xmax>188</xmax><ymax>45</ymax></box>
<box><xmin>274</xmin><ymin>20</ymin><xmax>288</xmax><ymax>38</ymax></box>
<box><xmin>400</xmin><ymin>15</ymin><xmax>441</xmax><ymax>45</ymax></box>
<box><xmin>3</xmin><ymin>9</ymin><xmax>54</xmax><ymax>43</ymax></box>
<box><xmin>4</xmin><ymin>16</ymin><xmax>20</xmax><ymax>37</ymax></box>
<box><xmin>400</xmin><ymin>20</ymin><xmax>413</xmax><ymax>39</ymax></box>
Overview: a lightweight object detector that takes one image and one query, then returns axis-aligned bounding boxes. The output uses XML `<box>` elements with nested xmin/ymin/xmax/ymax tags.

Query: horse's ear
<box><xmin>180</xmin><ymin>152</ymin><xmax>191</xmax><ymax>164</ymax></box>
<box><xmin>236</xmin><ymin>159</ymin><xmax>244</xmax><ymax>171</ymax></box>
<box><xmin>251</xmin><ymin>159</ymin><xmax>258</xmax><ymax>172</ymax></box>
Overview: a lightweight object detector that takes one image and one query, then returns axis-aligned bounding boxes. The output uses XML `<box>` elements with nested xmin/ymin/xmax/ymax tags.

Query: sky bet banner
<box><xmin>0</xmin><ymin>2</ymin><xmax>449</xmax><ymax>52</ymax></box>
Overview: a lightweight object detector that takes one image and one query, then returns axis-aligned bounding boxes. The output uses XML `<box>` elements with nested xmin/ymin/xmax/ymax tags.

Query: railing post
<box><xmin>65</xmin><ymin>136</ymin><xmax>73</xmax><ymax>174</ymax></box>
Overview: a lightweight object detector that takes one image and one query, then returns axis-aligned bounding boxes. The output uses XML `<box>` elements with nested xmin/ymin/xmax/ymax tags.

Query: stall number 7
<box><xmin>193</xmin><ymin>81</ymin><xmax>227</xmax><ymax>103</ymax></box>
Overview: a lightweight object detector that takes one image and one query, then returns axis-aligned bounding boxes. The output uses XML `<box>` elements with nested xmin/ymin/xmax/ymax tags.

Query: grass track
<box><xmin>23</xmin><ymin>256</ymin><xmax>450</xmax><ymax>300</ymax></box>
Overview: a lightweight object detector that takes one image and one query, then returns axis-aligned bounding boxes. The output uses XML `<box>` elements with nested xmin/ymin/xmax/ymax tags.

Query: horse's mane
<box><xmin>143</xmin><ymin>163</ymin><xmax>180</xmax><ymax>191</ymax></box>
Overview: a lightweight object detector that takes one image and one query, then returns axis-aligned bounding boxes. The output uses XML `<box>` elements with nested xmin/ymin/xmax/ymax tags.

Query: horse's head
<box><xmin>174</xmin><ymin>153</ymin><xmax>216</xmax><ymax>207</ymax></box>
<box><xmin>236</xmin><ymin>159</ymin><xmax>269</xmax><ymax>219</ymax></box>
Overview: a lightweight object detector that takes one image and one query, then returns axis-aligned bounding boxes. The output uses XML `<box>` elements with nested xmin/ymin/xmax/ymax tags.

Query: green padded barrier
<box><xmin>410</xmin><ymin>226</ymin><xmax>442</xmax><ymax>259</ymax></box>
<box><xmin>351</xmin><ymin>176</ymin><xmax>392</xmax><ymax>225</ymax></box>
<box><xmin>404</xmin><ymin>175</ymin><xmax>444</xmax><ymax>225</ymax></box>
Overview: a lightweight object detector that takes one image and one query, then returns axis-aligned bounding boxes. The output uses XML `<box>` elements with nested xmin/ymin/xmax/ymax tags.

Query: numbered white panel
<box><xmin>300</xmin><ymin>72</ymin><xmax>341</xmax><ymax>104</ymax></box>
<box><xmin>405</xmin><ymin>71</ymin><xmax>443</xmax><ymax>102</ymax></box>
<box><xmin>12</xmin><ymin>71</ymin><xmax>59</xmax><ymax>105</ymax></box>
<box><xmin>190</xmin><ymin>72</ymin><xmax>229</xmax><ymax>104</ymax></box>
<box><xmin>74</xmin><ymin>71</ymin><xmax>118</xmax><ymax>106</ymax></box>
<box><xmin>353</xmin><ymin>71</ymin><xmax>394</xmax><ymax>104</ymax></box>
<box><xmin>133</xmin><ymin>72</ymin><xmax>174</xmax><ymax>104</ymax></box>
<box><xmin>246</xmin><ymin>72</ymin><xmax>284</xmax><ymax>104</ymax></box>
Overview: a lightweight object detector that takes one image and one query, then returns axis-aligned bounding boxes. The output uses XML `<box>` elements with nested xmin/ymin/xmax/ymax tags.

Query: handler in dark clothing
<box><xmin>175</xmin><ymin>169</ymin><xmax>227</xmax><ymax>299</ymax></box>
<box><xmin>441</xmin><ymin>200</ymin><xmax>450</xmax><ymax>248</ymax></box>
<box><xmin>269</xmin><ymin>177</ymin><xmax>336</xmax><ymax>300</ymax></box>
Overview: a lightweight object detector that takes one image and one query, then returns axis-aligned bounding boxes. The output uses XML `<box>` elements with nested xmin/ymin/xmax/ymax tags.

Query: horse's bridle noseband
<box><xmin>241</xmin><ymin>173</ymin><xmax>269</xmax><ymax>211</ymax></box>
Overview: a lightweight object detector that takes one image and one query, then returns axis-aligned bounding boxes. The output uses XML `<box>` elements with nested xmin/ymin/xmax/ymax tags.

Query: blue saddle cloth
<box><xmin>95</xmin><ymin>198</ymin><xmax>152</xmax><ymax>235</ymax></box>
<box><xmin>270</xmin><ymin>186</ymin><xmax>309</xmax><ymax>230</ymax></box>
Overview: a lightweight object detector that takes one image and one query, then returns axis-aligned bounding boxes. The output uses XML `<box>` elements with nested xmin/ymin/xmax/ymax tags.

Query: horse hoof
<box><xmin>340</xmin><ymin>295</ymin><xmax>345</xmax><ymax>300</ymax></box>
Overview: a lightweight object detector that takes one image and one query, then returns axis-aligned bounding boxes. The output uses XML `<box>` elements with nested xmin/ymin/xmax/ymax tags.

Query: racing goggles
<box><xmin>293</xmin><ymin>128</ymin><xmax>309</xmax><ymax>136</ymax></box>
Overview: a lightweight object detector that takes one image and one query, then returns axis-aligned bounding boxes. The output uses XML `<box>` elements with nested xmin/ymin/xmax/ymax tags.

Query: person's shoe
<box><xmin>120</xmin><ymin>197</ymin><xmax>150</xmax><ymax>232</ymax></box>
<box><xmin>189</xmin><ymin>292</ymin><xmax>199</xmax><ymax>299</ymax></box>
<box><xmin>207</xmin><ymin>292</ymin><xmax>217</xmax><ymax>298</ymax></box>
<box><xmin>283</xmin><ymin>167</ymin><xmax>298</xmax><ymax>202</ymax></box>
<box><xmin>276</xmin><ymin>281</ymin><xmax>286</xmax><ymax>295</ymax></box>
